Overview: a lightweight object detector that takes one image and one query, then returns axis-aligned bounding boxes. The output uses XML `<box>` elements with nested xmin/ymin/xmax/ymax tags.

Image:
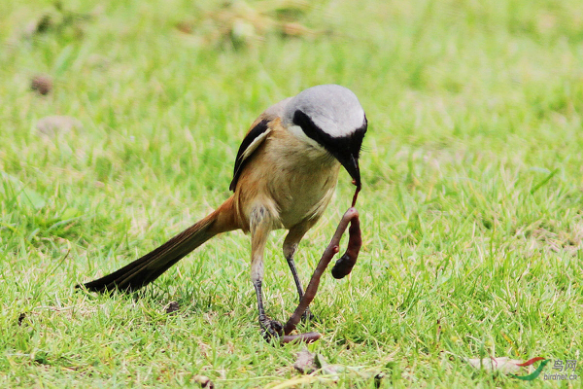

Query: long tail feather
<box><xmin>81</xmin><ymin>197</ymin><xmax>237</xmax><ymax>293</ymax></box>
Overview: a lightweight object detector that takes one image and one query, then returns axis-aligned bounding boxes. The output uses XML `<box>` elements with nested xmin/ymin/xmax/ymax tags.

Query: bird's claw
<box><xmin>301</xmin><ymin>308</ymin><xmax>316</xmax><ymax>323</ymax></box>
<box><xmin>260</xmin><ymin>317</ymin><xmax>283</xmax><ymax>342</ymax></box>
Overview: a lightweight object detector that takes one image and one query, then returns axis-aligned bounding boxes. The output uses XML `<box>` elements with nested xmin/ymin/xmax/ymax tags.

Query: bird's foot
<box><xmin>260</xmin><ymin>316</ymin><xmax>283</xmax><ymax>343</ymax></box>
<box><xmin>301</xmin><ymin>308</ymin><xmax>317</xmax><ymax>323</ymax></box>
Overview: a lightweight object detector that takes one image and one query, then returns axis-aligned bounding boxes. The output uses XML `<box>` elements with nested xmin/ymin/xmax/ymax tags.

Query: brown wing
<box><xmin>229</xmin><ymin>97</ymin><xmax>292</xmax><ymax>191</ymax></box>
<box><xmin>229</xmin><ymin>120</ymin><xmax>271</xmax><ymax>191</ymax></box>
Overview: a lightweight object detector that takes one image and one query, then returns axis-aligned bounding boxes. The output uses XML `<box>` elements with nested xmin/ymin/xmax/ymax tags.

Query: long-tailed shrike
<box><xmin>82</xmin><ymin>84</ymin><xmax>367</xmax><ymax>340</ymax></box>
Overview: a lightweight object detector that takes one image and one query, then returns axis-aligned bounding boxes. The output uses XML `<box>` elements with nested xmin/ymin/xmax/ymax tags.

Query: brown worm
<box><xmin>331</xmin><ymin>185</ymin><xmax>362</xmax><ymax>278</ymax></box>
<box><xmin>351</xmin><ymin>185</ymin><xmax>360</xmax><ymax>208</ymax></box>
<box><xmin>283</xmin><ymin>207</ymin><xmax>360</xmax><ymax>337</ymax></box>
<box><xmin>331</xmin><ymin>214</ymin><xmax>362</xmax><ymax>279</ymax></box>
<box><xmin>281</xmin><ymin>332</ymin><xmax>322</xmax><ymax>344</ymax></box>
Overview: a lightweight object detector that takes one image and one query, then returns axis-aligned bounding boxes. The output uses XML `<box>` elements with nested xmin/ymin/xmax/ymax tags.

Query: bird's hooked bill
<box><xmin>341</xmin><ymin>154</ymin><xmax>361</xmax><ymax>191</ymax></box>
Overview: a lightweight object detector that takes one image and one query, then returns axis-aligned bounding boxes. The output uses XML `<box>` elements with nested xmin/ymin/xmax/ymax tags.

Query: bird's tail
<box><xmin>81</xmin><ymin>196</ymin><xmax>238</xmax><ymax>293</ymax></box>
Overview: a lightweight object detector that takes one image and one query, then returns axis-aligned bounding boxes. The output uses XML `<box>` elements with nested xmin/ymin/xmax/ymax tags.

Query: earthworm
<box><xmin>331</xmin><ymin>213</ymin><xmax>361</xmax><ymax>279</ymax></box>
<box><xmin>283</xmin><ymin>207</ymin><xmax>360</xmax><ymax>336</ymax></box>
<box><xmin>281</xmin><ymin>332</ymin><xmax>322</xmax><ymax>344</ymax></box>
<box><xmin>331</xmin><ymin>185</ymin><xmax>363</xmax><ymax>279</ymax></box>
<box><xmin>351</xmin><ymin>185</ymin><xmax>360</xmax><ymax>207</ymax></box>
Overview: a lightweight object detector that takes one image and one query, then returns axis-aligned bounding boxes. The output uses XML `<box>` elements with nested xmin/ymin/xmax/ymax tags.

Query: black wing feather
<box><xmin>229</xmin><ymin>119</ymin><xmax>270</xmax><ymax>191</ymax></box>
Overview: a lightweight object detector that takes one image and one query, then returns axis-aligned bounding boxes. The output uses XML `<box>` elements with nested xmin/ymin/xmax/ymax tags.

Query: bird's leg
<box><xmin>250</xmin><ymin>206</ymin><xmax>282</xmax><ymax>342</ymax></box>
<box><xmin>283</xmin><ymin>225</ymin><xmax>314</xmax><ymax>322</ymax></box>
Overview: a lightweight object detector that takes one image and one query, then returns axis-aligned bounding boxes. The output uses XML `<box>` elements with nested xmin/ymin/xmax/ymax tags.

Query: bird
<box><xmin>81</xmin><ymin>84</ymin><xmax>368</xmax><ymax>340</ymax></box>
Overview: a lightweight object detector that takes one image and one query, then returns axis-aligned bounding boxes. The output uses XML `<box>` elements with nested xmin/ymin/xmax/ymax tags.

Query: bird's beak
<box><xmin>339</xmin><ymin>153</ymin><xmax>361</xmax><ymax>190</ymax></box>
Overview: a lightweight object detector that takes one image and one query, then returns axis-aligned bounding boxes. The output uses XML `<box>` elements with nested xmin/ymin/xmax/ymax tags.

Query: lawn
<box><xmin>1</xmin><ymin>0</ymin><xmax>582</xmax><ymax>387</ymax></box>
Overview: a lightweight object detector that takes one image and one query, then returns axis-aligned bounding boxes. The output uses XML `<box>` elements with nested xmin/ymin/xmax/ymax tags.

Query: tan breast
<box><xmin>234</xmin><ymin>118</ymin><xmax>340</xmax><ymax>231</ymax></box>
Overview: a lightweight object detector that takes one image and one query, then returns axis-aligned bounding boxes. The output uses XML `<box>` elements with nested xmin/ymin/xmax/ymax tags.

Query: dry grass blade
<box><xmin>175</xmin><ymin>0</ymin><xmax>322</xmax><ymax>46</ymax></box>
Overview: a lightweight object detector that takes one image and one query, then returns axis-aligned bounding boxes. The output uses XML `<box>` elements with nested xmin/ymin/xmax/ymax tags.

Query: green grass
<box><xmin>1</xmin><ymin>0</ymin><xmax>582</xmax><ymax>387</ymax></box>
